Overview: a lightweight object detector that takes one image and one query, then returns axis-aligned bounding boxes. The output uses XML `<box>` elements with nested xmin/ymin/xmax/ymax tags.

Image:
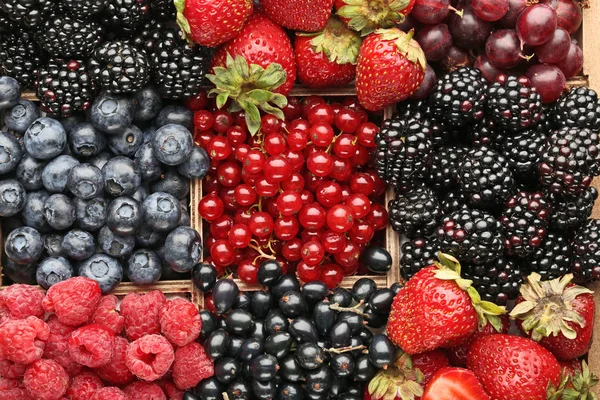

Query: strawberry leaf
<box><xmin>308</xmin><ymin>17</ymin><xmax>362</xmax><ymax>65</ymax></box>
<box><xmin>337</xmin><ymin>0</ymin><xmax>409</xmax><ymax>36</ymax></box>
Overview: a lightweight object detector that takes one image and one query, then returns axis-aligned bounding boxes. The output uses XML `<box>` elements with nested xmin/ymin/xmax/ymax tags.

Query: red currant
<box><xmin>198</xmin><ymin>193</ymin><xmax>224</xmax><ymax>221</ymax></box>
<box><xmin>282</xmin><ymin>173</ymin><xmax>305</xmax><ymax>192</ymax></box>
<box><xmin>330</xmin><ymin>102</ymin><xmax>343</xmax><ymax>116</ymax></box>
<box><xmin>333</xmin><ymin>133</ymin><xmax>358</xmax><ymax>159</ymax></box>
<box><xmin>297</xmin><ymin>261</ymin><xmax>321</xmax><ymax>283</ymax></box>
<box><xmin>255</xmin><ymin>177</ymin><xmax>280</xmax><ymax>197</ymax></box>
<box><xmin>228</xmin><ymin>223</ymin><xmax>252</xmax><ymax>248</ymax></box>
<box><xmin>264</xmin><ymin>197</ymin><xmax>279</xmax><ymax>219</ymax></box>
<box><xmin>194</xmin><ymin>110</ymin><xmax>214</xmax><ymax>132</ymax></box>
<box><xmin>232</xmin><ymin>111</ymin><xmax>247</xmax><ymax>131</ymax></box>
<box><xmin>274</xmin><ymin>216</ymin><xmax>300</xmax><ymax>240</ymax></box>
<box><xmin>345</xmin><ymin>193</ymin><xmax>371</xmax><ymax>219</ymax></box>
<box><xmin>264</xmin><ymin>132</ymin><xmax>287</xmax><ymax>156</ymax></box>
<box><xmin>301</xmin><ymin>241</ymin><xmax>325</xmax><ymax>266</ymax></box>
<box><xmin>210</xmin><ymin>215</ymin><xmax>233</xmax><ymax>239</ymax></box>
<box><xmin>234</xmin><ymin>143</ymin><xmax>251</xmax><ymax>162</ymax></box>
<box><xmin>282</xmin><ymin>238</ymin><xmax>303</xmax><ymax>261</ymax></box>
<box><xmin>226</xmin><ymin>125</ymin><xmax>247</xmax><ymax>146</ymax></box>
<box><xmin>307</xmin><ymin>151</ymin><xmax>334</xmax><ymax>177</ymax></box>
<box><xmin>329</xmin><ymin>156</ymin><xmax>353</xmax><ymax>182</ymax></box>
<box><xmin>243</xmin><ymin>150</ymin><xmax>266</xmax><ymax>173</ymax></box>
<box><xmin>184</xmin><ymin>91</ymin><xmax>208</xmax><ymax>111</ymax></box>
<box><xmin>213</xmin><ymin>110</ymin><xmax>233</xmax><ymax>134</ymax></box>
<box><xmin>283</xmin><ymin>97</ymin><xmax>302</xmax><ymax>120</ymax></box>
<box><xmin>349</xmin><ymin>173</ymin><xmax>375</xmax><ymax>196</ymax></box>
<box><xmin>287</xmin><ymin>129</ymin><xmax>308</xmax><ymax>151</ymax></box>
<box><xmin>283</xmin><ymin>150</ymin><xmax>305</xmax><ymax>173</ymax></box>
<box><xmin>320</xmin><ymin>264</ymin><xmax>344</xmax><ymax>289</ymax></box>
<box><xmin>323</xmin><ymin>231</ymin><xmax>347</xmax><ymax>254</ymax></box>
<box><xmin>298</xmin><ymin>203</ymin><xmax>326</xmax><ymax>229</ymax></box>
<box><xmin>234</xmin><ymin>184</ymin><xmax>257</xmax><ymax>207</ymax></box>
<box><xmin>210</xmin><ymin>239</ymin><xmax>236</xmax><ymax>267</ymax></box>
<box><xmin>368</xmin><ymin>170</ymin><xmax>387</xmax><ymax>197</ymax></box>
<box><xmin>301</xmin><ymin>228</ymin><xmax>325</xmax><ymax>243</ymax></box>
<box><xmin>307</xmin><ymin>103</ymin><xmax>335</xmax><ymax>126</ymax></box>
<box><xmin>326</xmin><ymin>204</ymin><xmax>354</xmax><ymax>233</ymax></box>
<box><xmin>366</xmin><ymin>204</ymin><xmax>389</xmax><ymax>231</ymax></box>
<box><xmin>277</xmin><ymin>190</ymin><xmax>303</xmax><ymax>216</ymax></box>
<box><xmin>288</xmin><ymin>118</ymin><xmax>310</xmax><ymax>135</ymax></box>
<box><xmin>217</xmin><ymin>161</ymin><xmax>242</xmax><ymax>187</ymax></box>
<box><xmin>219</xmin><ymin>187</ymin><xmax>237</xmax><ymax>211</ymax></box>
<box><xmin>248</xmin><ymin>211</ymin><xmax>274</xmax><ymax>237</ymax></box>
<box><xmin>334</xmin><ymin>109</ymin><xmax>361</xmax><ymax>133</ymax></box>
<box><xmin>349</xmin><ymin>220</ymin><xmax>375</xmax><ymax>244</ymax></box>
<box><xmin>310</xmin><ymin>123</ymin><xmax>335</xmax><ymax>147</ymax></box>
<box><xmin>195</xmin><ymin>131</ymin><xmax>214</xmax><ymax>148</ymax></box>
<box><xmin>202</xmin><ymin>174</ymin><xmax>220</xmax><ymax>194</ymax></box>
<box><xmin>351</xmin><ymin>146</ymin><xmax>370</xmax><ymax>166</ymax></box>
<box><xmin>207</xmin><ymin>136</ymin><xmax>232</xmax><ymax>161</ymax></box>
<box><xmin>264</xmin><ymin>156</ymin><xmax>293</xmax><ymax>183</ymax></box>
<box><xmin>304</xmin><ymin>171</ymin><xmax>326</xmax><ymax>193</ymax></box>
<box><xmin>204</xmin><ymin>294</ymin><xmax>216</xmax><ymax>314</ymax></box>
<box><xmin>299</xmin><ymin>189</ymin><xmax>315</xmax><ymax>205</ymax></box>
<box><xmin>316</xmin><ymin>181</ymin><xmax>343</xmax><ymax>207</ymax></box>
<box><xmin>234</xmin><ymin>208</ymin><xmax>254</xmax><ymax>225</ymax></box>
<box><xmin>237</xmin><ymin>259</ymin><xmax>259</xmax><ymax>284</ymax></box>
<box><xmin>334</xmin><ymin>241</ymin><xmax>360</xmax><ymax>268</ymax></box>
<box><xmin>356</xmin><ymin>122</ymin><xmax>378</xmax><ymax>147</ymax></box>
<box><xmin>261</xmin><ymin>114</ymin><xmax>282</xmax><ymax>134</ymax></box>
<box><xmin>302</xmin><ymin>96</ymin><xmax>326</xmax><ymax>119</ymax></box>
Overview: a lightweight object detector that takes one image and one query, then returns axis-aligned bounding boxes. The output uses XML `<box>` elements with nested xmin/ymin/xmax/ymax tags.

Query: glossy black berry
<box><xmin>211</xmin><ymin>279</ymin><xmax>239</xmax><ymax>315</ymax></box>
<box><xmin>257</xmin><ymin>259</ymin><xmax>283</xmax><ymax>287</ymax></box>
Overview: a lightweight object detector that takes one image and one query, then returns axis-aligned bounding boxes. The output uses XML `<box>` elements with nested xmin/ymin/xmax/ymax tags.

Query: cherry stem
<box><xmin>324</xmin><ymin>345</ymin><xmax>366</xmax><ymax>354</ymax></box>
<box><xmin>329</xmin><ymin>300</ymin><xmax>368</xmax><ymax>317</ymax></box>
<box><xmin>449</xmin><ymin>6</ymin><xmax>464</xmax><ymax>18</ymax></box>
<box><xmin>520</xmin><ymin>53</ymin><xmax>535</xmax><ymax>62</ymax></box>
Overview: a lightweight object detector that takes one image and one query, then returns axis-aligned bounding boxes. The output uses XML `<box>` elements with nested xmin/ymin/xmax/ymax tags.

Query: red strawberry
<box><xmin>467</xmin><ymin>334</ymin><xmax>562</xmax><ymax>400</ymax></box>
<box><xmin>262</xmin><ymin>0</ymin><xmax>334</xmax><ymax>32</ymax></box>
<box><xmin>174</xmin><ymin>0</ymin><xmax>253</xmax><ymax>47</ymax></box>
<box><xmin>447</xmin><ymin>316</ymin><xmax>510</xmax><ymax>367</ymax></box>
<box><xmin>386</xmin><ymin>253</ymin><xmax>506</xmax><ymax>355</ymax></box>
<box><xmin>510</xmin><ymin>273</ymin><xmax>595</xmax><ymax>361</ymax></box>
<box><xmin>335</xmin><ymin>0</ymin><xmax>416</xmax><ymax>35</ymax></box>
<box><xmin>356</xmin><ymin>28</ymin><xmax>427</xmax><ymax>111</ymax></box>
<box><xmin>411</xmin><ymin>350</ymin><xmax>450</xmax><ymax>386</ymax></box>
<box><xmin>365</xmin><ymin>351</ymin><xmax>425</xmax><ymax>400</ymax></box>
<box><xmin>561</xmin><ymin>360</ymin><xmax>599</xmax><ymax>399</ymax></box>
<box><xmin>422</xmin><ymin>368</ymin><xmax>490</xmax><ymax>400</ymax></box>
<box><xmin>295</xmin><ymin>17</ymin><xmax>361</xmax><ymax>88</ymax></box>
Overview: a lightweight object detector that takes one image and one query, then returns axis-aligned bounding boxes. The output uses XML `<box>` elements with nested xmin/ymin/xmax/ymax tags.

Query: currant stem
<box><xmin>324</xmin><ymin>345</ymin><xmax>366</xmax><ymax>354</ymax></box>
<box><xmin>329</xmin><ymin>300</ymin><xmax>368</xmax><ymax>317</ymax></box>
<box><xmin>249</xmin><ymin>244</ymin><xmax>277</xmax><ymax>262</ymax></box>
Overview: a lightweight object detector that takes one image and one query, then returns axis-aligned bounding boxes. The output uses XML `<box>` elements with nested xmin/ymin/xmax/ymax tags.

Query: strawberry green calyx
<box><xmin>509</xmin><ymin>273</ymin><xmax>593</xmax><ymax>341</ymax></box>
<box><xmin>337</xmin><ymin>0</ymin><xmax>410</xmax><ymax>36</ymax></box>
<box><xmin>375</xmin><ymin>28</ymin><xmax>427</xmax><ymax>73</ymax></box>
<box><xmin>368</xmin><ymin>351</ymin><xmax>424</xmax><ymax>400</ymax></box>
<box><xmin>433</xmin><ymin>252</ymin><xmax>507</xmax><ymax>332</ymax></box>
<box><xmin>307</xmin><ymin>17</ymin><xmax>362</xmax><ymax>65</ymax></box>
<box><xmin>562</xmin><ymin>361</ymin><xmax>599</xmax><ymax>400</ymax></box>
<box><xmin>207</xmin><ymin>54</ymin><xmax>288</xmax><ymax>135</ymax></box>
<box><xmin>173</xmin><ymin>0</ymin><xmax>192</xmax><ymax>44</ymax></box>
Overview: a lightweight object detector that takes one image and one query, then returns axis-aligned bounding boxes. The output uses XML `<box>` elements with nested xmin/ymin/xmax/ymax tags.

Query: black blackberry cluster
<box><xmin>553</xmin><ymin>87</ymin><xmax>600</xmax><ymax>130</ymax></box>
<box><xmin>440</xmin><ymin>190</ymin><xmax>469</xmax><ymax>214</ymax></box>
<box><xmin>462</xmin><ymin>257</ymin><xmax>523</xmax><ymax>306</ymax></box>
<box><xmin>388</xmin><ymin>185</ymin><xmax>441</xmax><ymax>239</ymax></box>
<box><xmin>395</xmin><ymin>101</ymin><xmax>457</xmax><ymax>149</ymax></box>
<box><xmin>61</xmin><ymin>0</ymin><xmax>106</xmax><ymax>19</ymax></box>
<box><xmin>101</xmin><ymin>0</ymin><xmax>150</xmax><ymax>34</ymax></box>
<box><xmin>486</xmin><ymin>75</ymin><xmax>543</xmax><ymax>132</ymax></box>
<box><xmin>88</xmin><ymin>41</ymin><xmax>150</xmax><ymax>94</ymax></box>
<box><xmin>0</xmin><ymin>30</ymin><xmax>46</xmax><ymax>87</ymax></box>
<box><xmin>131</xmin><ymin>19</ymin><xmax>169</xmax><ymax>55</ymax></box>
<box><xmin>501</xmin><ymin>131</ymin><xmax>546</xmax><ymax>186</ymax></box>
<box><xmin>571</xmin><ymin>219</ymin><xmax>600</xmax><ymax>282</ymax></box>
<box><xmin>35</xmin><ymin>14</ymin><xmax>104</xmax><ymax>57</ymax></box>
<box><xmin>0</xmin><ymin>0</ymin><xmax>54</xmax><ymax>27</ymax></box>
<box><xmin>148</xmin><ymin>0</ymin><xmax>175</xmax><ymax>19</ymax></box>
<box><xmin>468</xmin><ymin>118</ymin><xmax>508</xmax><ymax>150</ymax></box>
<box><xmin>524</xmin><ymin>232</ymin><xmax>572</xmax><ymax>281</ymax></box>
<box><xmin>548</xmin><ymin>187</ymin><xmax>598</xmax><ymax>233</ymax></box>
<box><xmin>426</xmin><ymin>145</ymin><xmax>467</xmax><ymax>191</ymax></box>
<box><xmin>400</xmin><ymin>237</ymin><xmax>440</xmax><ymax>280</ymax></box>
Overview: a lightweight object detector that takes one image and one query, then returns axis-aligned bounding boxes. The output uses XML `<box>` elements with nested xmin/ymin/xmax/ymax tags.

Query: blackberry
<box><xmin>486</xmin><ymin>75</ymin><xmax>543</xmax><ymax>132</ymax></box>
<box><xmin>463</xmin><ymin>257</ymin><xmax>523</xmax><ymax>306</ymax></box>
<box><xmin>0</xmin><ymin>0</ymin><xmax>53</xmax><ymax>27</ymax></box>
<box><xmin>571</xmin><ymin>219</ymin><xmax>600</xmax><ymax>282</ymax></box>
<box><xmin>0</xmin><ymin>11</ymin><xmax>19</xmax><ymax>32</ymax></box>
<box><xmin>374</xmin><ymin>114</ymin><xmax>433</xmax><ymax>193</ymax></box>
<box><xmin>35</xmin><ymin>14</ymin><xmax>104</xmax><ymax>57</ymax></box>
<box><xmin>35</xmin><ymin>59</ymin><xmax>97</xmax><ymax>117</ymax></box>
<box><xmin>467</xmin><ymin>118</ymin><xmax>508</xmax><ymax>150</ymax></box>
<box><xmin>101</xmin><ymin>0</ymin><xmax>150</xmax><ymax>34</ymax></box>
<box><xmin>61</xmin><ymin>0</ymin><xmax>106</xmax><ymax>18</ymax></box>
<box><xmin>500</xmin><ymin>191</ymin><xmax>550</xmax><ymax>258</ymax></box>
<box><xmin>149</xmin><ymin>0</ymin><xmax>174</xmax><ymax>19</ymax></box>
<box><xmin>400</xmin><ymin>237</ymin><xmax>440</xmax><ymax>281</ymax></box>
<box><xmin>395</xmin><ymin>101</ymin><xmax>455</xmax><ymax>149</ymax></box>
<box><xmin>436</xmin><ymin>208</ymin><xmax>504</xmax><ymax>265</ymax></box>
<box><xmin>131</xmin><ymin>19</ymin><xmax>169</xmax><ymax>55</ymax></box>
<box><xmin>501</xmin><ymin>131</ymin><xmax>546</xmax><ymax>185</ymax></box>
<box><xmin>430</xmin><ymin>67</ymin><xmax>488</xmax><ymax>128</ymax></box>
<box><xmin>88</xmin><ymin>41</ymin><xmax>150</xmax><ymax>94</ymax></box>
<box><xmin>457</xmin><ymin>146</ymin><xmax>516</xmax><ymax>211</ymax></box>
<box><xmin>536</xmin><ymin>106</ymin><xmax>555</xmax><ymax>134</ymax></box>
<box><xmin>0</xmin><ymin>30</ymin><xmax>46</xmax><ymax>88</ymax></box>
<box><xmin>151</xmin><ymin>30</ymin><xmax>211</xmax><ymax>99</ymax></box>
<box><xmin>440</xmin><ymin>190</ymin><xmax>469</xmax><ymax>214</ymax></box>
<box><xmin>388</xmin><ymin>185</ymin><xmax>441</xmax><ymax>239</ymax></box>
<box><xmin>426</xmin><ymin>145</ymin><xmax>467</xmax><ymax>191</ymax></box>
<box><xmin>525</xmin><ymin>232</ymin><xmax>572</xmax><ymax>281</ymax></box>
<box><xmin>548</xmin><ymin>187</ymin><xmax>598</xmax><ymax>233</ymax></box>
<box><xmin>539</xmin><ymin>126</ymin><xmax>600</xmax><ymax>195</ymax></box>
<box><xmin>552</xmin><ymin>87</ymin><xmax>600</xmax><ymax>130</ymax></box>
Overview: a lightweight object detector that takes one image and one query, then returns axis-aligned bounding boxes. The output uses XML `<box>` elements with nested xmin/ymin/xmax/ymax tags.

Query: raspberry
<box><xmin>161</xmin><ymin>380</ymin><xmax>184</xmax><ymax>400</ymax></box>
<box><xmin>172</xmin><ymin>342</ymin><xmax>214</xmax><ymax>390</ymax></box>
<box><xmin>68</xmin><ymin>324</ymin><xmax>115</xmax><ymax>368</ymax></box>
<box><xmin>43</xmin><ymin>277</ymin><xmax>102</xmax><ymax>326</ymax></box>
<box><xmin>43</xmin><ymin>316</ymin><xmax>81</xmax><ymax>376</ymax></box>
<box><xmin>89</xmin><ymin>387</ymin><xmax>127</xmax><ymax>400</ymax></box>
<box><xmin>0</xmin><ymin>284</ymin><xmax>45</xmax><ymax>320</ymax></box>
<box><xmin>121</xmin><ymin>291</ymin><xmax>166</xmax><ymax>341</ymax></box>
<box><xmin>0</xmin><ymin>316</ymin><xmax>49</xmax><ymax>364</ymax></box>
<box><xmin>96</xmin><ymin>336</ymin><xmax>135</xmax><ymax>386</ymax></box>
<box><xmin>159</xmin><ymin>298</ymin><xmax>201</xmax><ymax>346</ymax></box>
<box><xmin>89</xmin><ymin>295</ymin><xmax>124</xmax><ymax>335</ymax></box>
<box><xmin>65</xmin><ymin>371</ymin><xmax>104</xmax><ymax>400</ymax></box>
<box><xmin>23</xmin><ymin>359</ymin><xmax>69</xmax><ymax>400</ymax></box>
<box><xmin>124</xmin><ymin>381</ymin><xmax>166</xmax><ymax>400</ymax></box>
<box><xmin>0</xmin><ymin>377</ymin><xmax>28</xmax><ymax>400</ymax></box>
<box><xmin>0</xmin><ymin>359</ymin><xmax>27</xmax><ymax>379</ymax></box>
<box><xmin>126</xmin><ymin>334</ymin><xmax>174</xmax><ymax>381</ymax></box>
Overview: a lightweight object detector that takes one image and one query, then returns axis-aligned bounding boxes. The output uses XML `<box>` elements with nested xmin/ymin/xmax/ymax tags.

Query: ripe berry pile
<box><xmin>195</xmin><ymin>95</ymin><xmax>390</xmax><ymax>289</ymax></box>
<box><xmin>0</xmin><ymin>277</ymin><xmax>211</xmax><ymax>400</ymax></box>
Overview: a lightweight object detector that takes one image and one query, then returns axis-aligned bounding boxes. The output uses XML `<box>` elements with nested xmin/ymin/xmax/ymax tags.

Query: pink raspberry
<box><xmin>96</xmin><ymin>336</ymin><xmax>135</xmax><ymax>386</ymax></box>
<box><xmin>172</xmin><ymin>342</ymin><xmax>214</xmax><ymax>390</ymax></box>
<box><xmin>89</xmin><ymin>295</ymin><xmax>124</xmax><ymax>335</ymax></box>
<box><xmin>68</xmin><ymin>324</ymin><xmax>114</xmax><ymax>368</ymax></box>
<box><xmin>0</xmin><ymin>284</ymin><xmax>45</xmax><ymax>320</ymax></box>
<box><xmin>162</xmin><ymin>380</ymin><xmax>184</xmax><ymax>400</ymax></box>
<box><xmin>0</xmin><ymin>377</ymin><xmax>28</xmax><ymax>399</ymax></box>
<box><xmin>0</xmin><ymin>359</ymin><xmax>27</xmax><ymax>379</ymax></box>
<box><xmin>43</xmin><ymin>316</ymin><xmax>81</xmax><ymax>376</ymax></box>
<box><xmin>89</xmin><ymin>387</ymin><xmax>127</xmax><ymax>400</ymax></box>
<box><xmin>126</xmin><ymin>334</ymin><xmax>174</xmax><ymax>381</ymax></box>
<box><xmin>0</xmin><ymin>316</ymin><xmax>49</xmax><ymax>364</ymax></box>
<box><xmin>121</xmin><ymin>290</ymin><xmax>166</xmax><ymax>341</ymax></box>
<box><xmin>159</xmin><ymin>298</ymin><xmax>201</xmax><ymax>347</ymax></box>
<box><xmin>43</xmin><ymin>277</ymin><xmax>102</xmax><ymax>326</ymax></box>
<box><xmin>23</xmin><ymin>359</ymin><xmax>69</xmax><ymax>400</ymax></box>
<box><xmin>124</xmin><ymin>381</ymin><xmax>166</xmax><ymax>400</ymax></box>
<box><xmin>65</xmin><ymin>371</ymin><xmax>104</xmax><ymax>400</ymax></box>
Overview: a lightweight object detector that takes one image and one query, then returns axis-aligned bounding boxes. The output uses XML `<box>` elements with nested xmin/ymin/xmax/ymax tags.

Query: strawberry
<box><xmin>411</xmin><ymin>350</ymin><xmax>450</xmax><ymax>386</ymax></box>
<box><xmin>174</xmin><ymin>0</ymin><xmax>253</xmax><ymax>47</ymax></box>
<box><xmin>467</xmin><ymin>334</ymin><xmax>562</xmax><ymax>400</ymax></box>
<box><xmin>447</xmin><ymin>316</ymin><xmax>510</xmax><ymax>367</ymax></box>
<box><xmin>365</xmin><ymin>351</ymin><xmax>425</xmax><ymax>400</ymax></box>
<box><xmin>356</xmin><ymin>28</ymin><xmax>427</xmax><ymax>111</ymax></box>
<box><xmin>561</xmin><ymin>360</ymin><xmax>599</xmax><ymax>399</ymax></box>
<box><xmin>422</xmin><ymin>368</ymin><xmax>490</xmax><ymax>400</ymax></box>
<box><xmin>295</xmin><ymin>17</ymin><xmax>362</xmax><ymax>88</ymax></box>
<box><xmin>262</xmin><ymin>0</ymin><xmax>334</xmax><ymax>32</ymax></box>
<box><xmin>510</xmin><ymin>273</ymin><xmax>595</xmax><ymax>361</ymax></box>
<box><xmin>335</xmin><ymin>0</ymin><xmax>416</xmax><ymax>35</ymax></box>
<box><xmin>386</xmin><ymin>253</ymin><xmax>506</xmax><ymax>355</ymax></box>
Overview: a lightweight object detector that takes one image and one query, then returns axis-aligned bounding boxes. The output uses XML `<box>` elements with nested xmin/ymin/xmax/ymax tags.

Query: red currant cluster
<box><xmin>193</xmin><ymin>94</ymin><xmax>388</xmax><ymax>289</ymax></box>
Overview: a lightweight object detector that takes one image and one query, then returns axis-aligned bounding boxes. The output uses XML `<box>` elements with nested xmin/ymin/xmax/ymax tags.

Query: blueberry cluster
<box><xmin>0</xmin><ymin>76</ymin><xmax>209</xmax><ymax>293</ymax></box>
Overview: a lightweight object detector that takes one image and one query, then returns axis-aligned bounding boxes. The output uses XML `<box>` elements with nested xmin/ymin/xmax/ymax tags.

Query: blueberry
<box><xmin>179</xmin><ymin>202</ymin><xmax>190</xmax><ymax>226</ymax></box>
<box><xmin>3</xmin><ymin>257</ymin><xmax>36</xmax><ymax>285</ymax></box>
<box><xmin>42</xmin><ymin>155</ymin><xmax>80</xmax><ymax>193</ymax></box>
<box><xmin>78</xmin><ymin>253</ymin><xmax>123</xmax><ymax>293</ymax></box>
<box><xmin>67</xmin><ymin>164</ymin><xmax>104</xmax><ymax>199</ymax></box>
<box><xmin>24</xmin><ymin>118</ymin><xmax>67</xmax><ymax>160</ymax></box>
<box><xmin>151</xmin><ymin>168</ymin><xmax>189</xmax><ymax>200</ymax></box>
<box><xmin>22</xmin><ymin>190</ymin><xmax>51</xmax><ymax>232</ymax></box>
<box><xmin>44</xmin><ymin>194</ymin><xmax>76</xmax><ymax>230</ymax></box>
<box><xmin>5</xmin><ymin>226</ymin><xmax>43</xmax><ymax>264</ymax></box>
<box><xmin>36</xmin><ymin>257</ymin><xmax>73</xmax><ymax>289</ymax></box>
<box><xmin>134</xmin><ymin>85</ymin><xmax>162</xmax><ymax>122</ymax></box>
<box><xmin>58</xmin><ymin>114</ymin><xmax>85</xmax><ymax>133</ymax></box>
<box><xmin>127</xmin><ymin>249</ymin><xmax>162</xmax><ymax>285</ymax></box>
<box><xmin>131</xmin><ymin>186</ymin><xmax>147</xmax><ymax>203</ymax></box>
<box><xmin>151</xmin><ymin>124</ymin><xmax>194</xmax><ymax>166</ymax></box>
<box><xmin>155</xmin><ymin>105</ymin><xmax>193</xmax><ymax>130</ymax></box>
<box><xmin>102</xmin><ymin>156</ymin><xmax>141</xmax><ymax>197</ymax></box>
<box><xmin>88</xmin><ymin>152</ymin><xmax>112</xmax><ymax>170</ymax></box>
<box><xmin>5</xmin><ymin>100</ymin><xmax>40</xmax><ymax>134</ymax></box>
<box><xmin>142</xmin><ymin>192</ymin><xmax>180</xmax><ymax>232</ymax></box>
<box><xmin>135</xmin><ymin>222</ymin><xmax>164</xmax><ymax>247</ymax></box>
<box><xmin>134</xmin><ymin>142</ymin><xmax>163</xmax><ymax>182</ymax></box>
<box><xmin>0</xmin><ymin>76</ymin><xmax>20</xmax><ymax>110</ymax></box>
<box><xmin>68</xmin><ymin>123</ymin><xmax>106</xmax><ymax>157</ymax></box>
<box><xmin>75</xmin><ymin>197</ymin><xmax>107</xmax><ymax>232</ymax></box>
<box><xmin>178</xmin><ymin>145</ymin><xmax>209</xmax><ymax>179</ymax></box>
<box><xmin>62</xmin><ymin>229</ymin><xmax>95</xmax><ymax>260</ymax></box>
<box><xmin>108</xmin><ymin>124</ymin><xmax>143</xmax><ymax>157</ymax></box>
<box><xmin>0</xmin><ymin>179</ymin><xmax>26</xmax><ymax>216</ymax></box>
<box><xmin>98</xmin><ymin>225</ymin><xmax>135</xmax><ymax>258</ymax></box>
<box><xmin>159</xmin><ymin>256</ymin><xmax>190</xmax><ymax>280</ymax></box>
<box><xmin>43</xmin><ymin>233</ymin><xmax>64</xmax><ymax>257</ymax></box>
<box><xmin>0</xmin><ymin>131</ymin><xmax>22</xmax><ymax>175</ymax></box>
<box><xmin>163</xmin><ymin>226</ymin><xmax>201</xmax><ymax>273</ymax></box>
<box><xmin>142</xmin><ymin>126</ymin><xmax>156</xmax><ymax>144</ymax></box>
<box><xmin>16</xmin><ymin>154</ymin><xmax>46</xmax><ymax>190</ymax></box>
<box><xmin>106</xmin><ymin>196</ymin><xmax>141</xmax><ymax>236</ymax></box>
<box><xmin>90</xmin><ymin>92</ymin><xmax>135</xmax><ymax>135</ymax></box>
